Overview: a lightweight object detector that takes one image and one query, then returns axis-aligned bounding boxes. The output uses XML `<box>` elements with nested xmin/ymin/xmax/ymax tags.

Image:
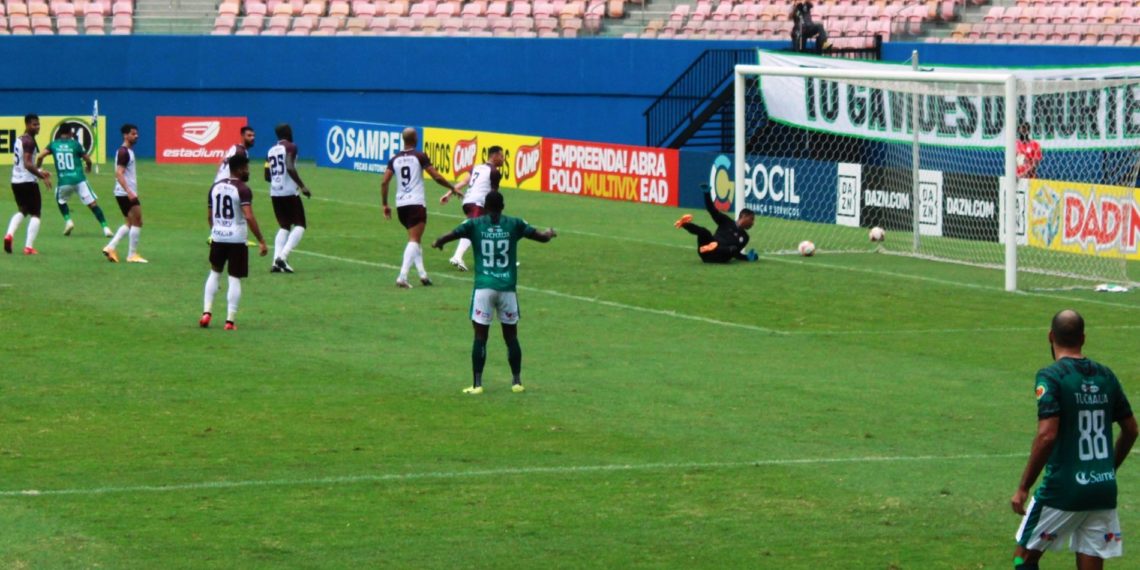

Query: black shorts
<box><xmin>11</xmin><ymin>182</ymin><xmax>41</xmax><ymax>217</ymax></box>
<box><xmin>272</xmin><ymin>195</ymin><xmax>306</xmax><ymax>229</ymax></box>
<box><xmin>116</xmin><ymin>195</ymin><xmax>140</xmax><ymax>217</ymax></box>
<box><xmin>397</xmin><ymin>205</ymin><xmax>427</xmax><ymax>229</ymax></box>
<box><xmin>209</xmin><ymin>241</ymin><xmax>249</xmax><ymax>278</ymax></box>
<box><xmin>462</xmin><ymin>203</ymin><xmax>485</xmax><ymax>219</ymax></box>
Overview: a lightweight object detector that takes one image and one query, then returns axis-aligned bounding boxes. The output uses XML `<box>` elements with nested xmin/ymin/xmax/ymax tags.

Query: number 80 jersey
<box><xmin>209</xmin><ymin>178</ymin><xmax>254</xmax><ymax>244</ymax></box>
<box><xmin>1033</xmin><ymin>357</ymin><xmax>1133</xmax><ymax>511</ymax></box>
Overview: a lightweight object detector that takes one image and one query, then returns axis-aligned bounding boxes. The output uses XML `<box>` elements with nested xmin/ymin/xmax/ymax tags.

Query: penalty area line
<box><xmin>0</xmin><ymin>452</ymin><xmax>1022</xmax><ymax>498</ymax></box>
<box><xmin>293</xmin><ymin>249</ymin><xmax>788</xmax><ymax>336</ymax></box>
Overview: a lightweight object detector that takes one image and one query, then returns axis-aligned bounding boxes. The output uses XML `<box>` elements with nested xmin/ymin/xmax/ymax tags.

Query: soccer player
<box><xmin>1017</xmin><ymin>121</ymin><xmax>1043</xmax><ymax>179</ymax></box>
<box><xmin>382</xmin><ymin>127</ymin><xmax>456</xmax><ymax>288</ymax></box>
<box><xmin>440</xmin><ymin>145</ymin><xmax>503</xmax><ymax>271</ymax></box>
<box><xmin>265</xmin><ymin>123</ymin><xmax>310</xmax><ymax>273</ymax></box>
<box><xmin>673</xmin><ymin>187</ymin><xmax>758</xmax><ymax>263</ymax></box>
<box><xmin>215</xmin><ymin>125</ymin><xmax>255</xmax><ymax>183</ymax></box>
<box><xmin>431</xmin><ymin>191</ymin><xmax>556</xmax><ymax>394</ymax></box>
<box><xmin>1011</xmin><ymin>309</ymin><xmax>1138</xmax><ymax>570</ymax></box>
<box><xmin>201</xmin><ymin>155</ymin><xmax>268</xmax><ymax>331</ymax></box>
<box><xmin>36</xmin><ymin>125</ymin><xmax>112</xmax><ymax>237</ymax></box>
<box><xmin>5</xmin><ymin>113</ymin><xmax>52</xmax><ymax>255</ymax></box>
<box><xmin>102</xmin><ymin>123</ymin><xmax>145</xmax><ymax>263</ymax></box>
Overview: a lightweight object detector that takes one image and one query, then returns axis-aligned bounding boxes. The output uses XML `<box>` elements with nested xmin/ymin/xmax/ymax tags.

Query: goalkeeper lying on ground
<box><xmin>674</xmin><ymin>186</ymin><xmax>757</xmax><ymax>263</ymax></box>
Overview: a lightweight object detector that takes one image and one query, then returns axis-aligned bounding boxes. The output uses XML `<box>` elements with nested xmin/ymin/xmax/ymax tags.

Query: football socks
<box><xmin>58</xmin><ymin>202</ymin><xmax>71</xmax><ymax>221</ymax></box>
<box><xmin>506</xmin><ymin>338</ymin><xmax>522</xmax><ymax>383</ymax></box>
<box><xmin>25</xmin><ymin>217</ymin><xmax>39</xmax><ymax>249</ymax></box>
<box><xmin>274</xmin><ymin>228</ymin><xmax>289</xmax><ymax>260</ymax></box>
<box><xmin>91</xmin><ymin>205</ymin><xmax>108</xmax><ymax>228</ymax></box>
<box><xmin>226</xmin><ymin>276</ymin><xmax>241</xmax><ymax>322</ymax></box>
<box><xmin>128</xmin><ymin>226</ymin><xmax>141</xmax><ymax>258</ymax></box>
<box><xmin>281</xmin><ymin>226</ymin><xmax>305</xmax><ymax>261</ymax></box>
<box><xmin>472</xmin><ymin>338</ymin><xmax>487</xmax><ymax>387</ymax></box>
<box><xmin>399</xmin><ymin>241</ymin><xmax>416</xmax><ymax>281</ymax></box>
<box><xmin>6</xmin><ymin>213</ymin><xmax>24</xmax><ymax>241</ymax></box>
<box><xmin>108</xmin><ymin>224</ymin><xmax>128</xmax><ymax>250</ymax></box>
<box><xmin>203</xmin><ymin>270</ymin><xmax>221</xmax><ymax>314</ymax></box>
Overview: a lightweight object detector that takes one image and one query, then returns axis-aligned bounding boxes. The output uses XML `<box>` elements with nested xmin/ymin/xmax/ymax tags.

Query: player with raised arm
<box><xmin>200</xmin><ymin>154</ymin><xmax>268</xmax><ymax>331</ymax></box>
<box><xmin>382</xmin><ymin>127</ymin><xmax>456</xmax><ymax>288</ymax></box>
<box><xmin>265</xmin><ymin>123</ymin><xmax>310</xmax><ymax>273</ymax></box>
<box><xmin>36</xmin><ymin>125</ymin><xmax>112</xmax><ymax>238</ymax></box>
<box><xmin>215</xmin><ymin>125</ymin><xmax>255</xmax><ymax>183</ymax></box>
<box><xmin>673</xmin><ymin>186</ymin><xmax>758</xmax><ymax>263</ymax></box>
<box><xmin>102</xmin><ymin>124</ymin><xmax>146</xmax><ymax>263</ymax></box>
<box><xmin>431</xmin><ymin>191</ymin><xmax>556</xmax><ymax>394</ymax></box>
<box><xmin>5</xmin><ymin>113</ymin><xmax>52</xmax><ymax>255</ymax></box>
<box><xmin>439</xmin><ymin>145</ymin><xmax>503</xmax><ymax>271</ymax></box>
<box><xmin>1011</xmin><ymin>310</ymin><xmax>1139</xmax><ymax>570</ymax></box>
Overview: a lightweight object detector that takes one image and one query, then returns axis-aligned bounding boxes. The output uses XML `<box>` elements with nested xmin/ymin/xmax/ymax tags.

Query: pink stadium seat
<box><xmin>264</xmin><ymin>13</ymin><xmax>289</xmax><ymax>32</ymax></box>
<box><xmin>111</xmin><ymin>0</ymin><xmax>131</xmax><ymax>15</ymax></box>
<box><xmin>364</xmin><ymin>14</ymin><xmax>386</xmax><ymax>28</ymax></box>
<box><xmin>327</xmin><ymin>0</ymin><xmax>348</xmax><ymax>16</ymax></box>
<box><xmin>983</xmin><ymin>6</ymin><xmax>1002</xmax><ymax>23</ymax></box>
<box><xmin>28</xmin><ymin>0</ymin><xmax>49</xmax><ymax>17</ymax></box>
<box><xmin>217</xmin><ymin>2</ymin><xmax>239</xmax><ymax>16</ymax></box>
<box><xmin>710</xmin><ymin>0</ymin><xmax>730</xmax><ymax>21</ymax></box>
<box><xmin>532</xmin><ymin>0</ymin><xmax>552</xmax><ymax>18</ymax></box>
<box><xmin>31</xmin><ymin>14</ymin><xmax>51</xmax><ymax>32</ymax></box>
<box><xmin>440</xmin><ymin>15</ymin><xmax>460</xmax><ymax>30</ymax></box>
<box><xmin>510</xmin><ymin>0</ymin><xmax>530</xmax><ymax>16</ymax></box>
<box><xmin>350</xmin><ymin>1</ymin><xmax>372</xmax><ymax>15</ymax></box>
<box><xmin>245</xmin><ymin>1</ymin><xmax>268</xmax><ymax>15</ymax></box>
<box><xmin>300</xmin><ymin>1</ymin><xmax>324</xmax><ymax>17</ymax></box>
<box><xmin>10</xmin><ymin>13</ymin><xmax>31</xmax><ymax>32</ymax></box>
<box><xmin>408</xmin><ymin>0</ymin><xmax>431</xmax><ymax>17</ymax></box>
<box><xmin>319</xmin><ymin>14</ymin><xmax>343</xmax><ymax>28</ymax></box>
<box><xmin>212</xmin><ymin>13</ymin><xmax>236</xmax><ymax>32</ymax></box>
<box><xmin>239</xmin><ymin>12</ymin><xmax>263</xmax><ymax>29</ymax></box>
<box><xmin>486</xmin><ymin>14</ymin><xmax>507</xmax><ymax>31</ymax></box>
<box><xmin>8</xmin><ymin>0</ymin><xmax>29</xmax><ymax>16</ymax></box>
<box><xmin>432</xmin><ymin>0</ymin><xmax>457</xmax><ymax>16</ymax></box>
<box><xmin>510</xmin><ymin>14</ymin><xmax>532</xmax><ymax>31</ymax></box>
<box><xmin>110</xmin><ymin>13</ymin><xmax>130</xmax><ymax>32</ymax></box>
<box><xmin>485</xmin><ymin>0</ymin><xmax>506</xmax><ymax>16</ymax></box>
<box><xmin>461</xmin><ymin>0</ymin><xmax>484</xmax><ymax>16</ymax></box>
<box><xmin>50</xmin><ymin>1</ymin><xmax>74</xmax><ymax>16</ymax></box>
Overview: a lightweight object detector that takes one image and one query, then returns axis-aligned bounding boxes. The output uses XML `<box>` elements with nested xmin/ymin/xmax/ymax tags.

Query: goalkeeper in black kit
<box><xmin>674</xmin><ymin>186</ymin><xmax>758</xmax><ymax>263</ymax></box>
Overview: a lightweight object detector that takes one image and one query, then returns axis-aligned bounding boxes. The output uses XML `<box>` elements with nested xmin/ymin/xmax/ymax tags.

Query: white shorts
<box><xmin>1015</xmin><ymin>497</ymin><xmax>1123</xmax><ymax>559</ymax></box>
<box><xmin>470</xmin><ymin>289</ymin><xmax>519</xmax><ymax>325</ymax></box>
<box><xmin>57</xmin><ymin>181</ymin><xmax>97</xmax><ymax>206</ymax></box>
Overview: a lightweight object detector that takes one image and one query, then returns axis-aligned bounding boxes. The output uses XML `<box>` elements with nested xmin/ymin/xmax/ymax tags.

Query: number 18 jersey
<box><xmin>208</xmin><ymin>178</ymin><xmax>254</xmax><ymax>244</ymax></box>
<box><xmin>1033</xmin><ymin>357</ymin><xmax>1133</xmax><ymax>511</ymax></box>
<box><xmin>452</xmin><ymin>214</ymin><xmax>536</xmax><ymax>292</ymax></box>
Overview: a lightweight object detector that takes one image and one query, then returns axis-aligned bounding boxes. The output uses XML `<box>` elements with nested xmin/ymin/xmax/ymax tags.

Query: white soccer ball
<box><xmin>797</xmin><ymin>240</ymin><xmax>815</xmax><ymax>257</ymax></box>
<box><xmin>869</xmin><ymin>227</ymin><xmax>886</xmax><ymax>242</ymax></box>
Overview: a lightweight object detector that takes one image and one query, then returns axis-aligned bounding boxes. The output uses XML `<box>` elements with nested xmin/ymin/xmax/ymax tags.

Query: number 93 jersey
<box><xmin>452</xmin><ymin>215</ymin><xmax>536</xmax><ymax>292</ymax></box>
<box><xmin>1033</xmin><ymin>357</ymin><xmax>1133</xmax><ymax>511</ymax></box>
<box><xmin>386</xmin><ymin>150</ymin><xmax>432</xmax><ymax>208</ymax></box>
<box><xmin>208</xmin><ymin>178</ymin><xmax>254</xmax><ymax>244</ymax></box>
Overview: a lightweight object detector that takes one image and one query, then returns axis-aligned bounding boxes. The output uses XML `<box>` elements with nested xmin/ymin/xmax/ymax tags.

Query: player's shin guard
<box><xmin>203</xmin><ymin>270</ymin><xmax>221</xmax><ymax>313</ymax></box>
<box><xmin>25</xmin><ymin>217</ymin><xmax>40</xmax><ymax>248</ymax></box>
<box><xmin>282</xmin><ymin>226</ymin><xmax>305</xmax><ymax>260</ymax></box>
<box><xmin>226</xmin><ymin>276</ymin><xmax>241</xmax><ymax>322</ymax></box>
<box><xmin>274</xmin><ymin>228</ymin><xmax>289</xmax><ymax>259</ymax></box>
<box><xmin>399</xmin><ymin>241</ymin><xmax>416</xmax><ymax>279</ymax></box>
<box><xmin>128</xmin><ymin>226</ymin><xmax>141</xmax><ymax>257</ymax></box>
<box><xmin>506</xmin><ymin>338</ymin><xmax>522</xmax><ymax>383</ymax></box>
<box><xmin>412</xmin><ymin>242</ymin><xmax>426</xmax><ymax>278</ymax></box>
<box><xmin>472</xmin><ymin>339</ymin><xmax>487</xmax><ymax>387</ymax></box>
<box><xmin>58</xmin><ymin>202</ymin><xmax>71</xmax><ymax>221</ymax></box>
<box><xmin>6</xmin><ymin>212</ymin><xmax>24</xmax><ymax>237</ymax></box>
<box><xmin>91</xmin><ymin>205</ymin><xmax>107</xmax><ymax>227</ymax></box>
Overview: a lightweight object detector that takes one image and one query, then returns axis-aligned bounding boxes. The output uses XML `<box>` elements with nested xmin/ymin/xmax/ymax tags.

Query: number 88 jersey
<box><xmin>1033</xmin><ymin>357</ymin><xmax>1133</xmax><ymax>511</ymax></box>
<box><xmin>386</xmin><ymin>150</ymin><xmax>432</xmax><ymax>208</ymax></box>
<box><xmin>209</xmin><ymin>179</ymin><xmax>254</xmax><ymax>244</ymax></box>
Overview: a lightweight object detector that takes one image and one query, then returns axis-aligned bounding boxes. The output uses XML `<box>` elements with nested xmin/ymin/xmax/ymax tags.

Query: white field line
<box><xmin>0</xmin><ymin>452</ymin><xmax>1022</xmax><ymax>498</ymax></box>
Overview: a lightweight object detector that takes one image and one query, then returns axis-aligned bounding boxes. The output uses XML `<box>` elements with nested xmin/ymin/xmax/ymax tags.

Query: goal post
<box><xmin>733</xmin><ymin>58</ymin><xmax>1140</xmax><ymax>292</ymax></box>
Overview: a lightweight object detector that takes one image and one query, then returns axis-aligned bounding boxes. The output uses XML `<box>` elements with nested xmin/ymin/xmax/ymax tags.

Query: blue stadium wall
<box><xmin>0</xmin><ymin>37</ymin><xmax>1137</xmax><ymax>160</ymax></box>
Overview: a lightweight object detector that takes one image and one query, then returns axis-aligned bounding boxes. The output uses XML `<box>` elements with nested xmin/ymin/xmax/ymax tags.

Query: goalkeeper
<box><xmin>674</xmin><ymin>186</ymin><xmax>757</xmax><ymax>263</ymax></box>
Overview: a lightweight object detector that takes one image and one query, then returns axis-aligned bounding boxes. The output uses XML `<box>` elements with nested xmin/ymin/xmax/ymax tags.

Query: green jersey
<box><xmin>453</xmin><ymin>214</ymin><xmax>536</xmax><ymax>292</ymax></box>
<box><xmin>1033</xmin><ymin>357</ymin><xmax>1133</xmax><ymax>511</ymax></box>
<box><xmin>47</xmin><ymin>139</ymin><xmax>87</xmax><ymax>186</ymax></box>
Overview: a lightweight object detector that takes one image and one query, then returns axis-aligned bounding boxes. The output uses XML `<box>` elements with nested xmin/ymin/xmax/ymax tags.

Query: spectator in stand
<box><xmin>1017</xmin><ymin>122</ymin><xmax>1042</xmax><ymax>179</ymax></box>
<box><xmin>791</xmin><ymin>1</ymin><xmax>830</xmax><ymax>53</ymax></box>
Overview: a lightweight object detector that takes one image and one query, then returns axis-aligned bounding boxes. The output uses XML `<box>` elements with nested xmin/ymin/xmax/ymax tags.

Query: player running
<box><xmin>5</xmin><ymin>113</ymin><xmax>52</xmax><ymax>255</ymax></box>
<box><xmin>439</xmin><ymin>145</ymin><xmax>503</xmax><ymax>271</ymax></box>
<box><xmin>215</xmin><ymin>125</ymin><xmax>255</xmax><ymax>183</ymax></box>
<box><xmin>431</xmin><ymin>191</ymin><xmax>556</xmax><ymax>394</ymax></box>
<box><xmin>200</xmin><ymin>155</ymin><xmax>268</xmax><ymax>331</ymax></box>
<box><xmin>265</xmin><ymin>123</ymin><xmax>310</xmax><ymax>273</ymax></box>
<box><xmin>36</xmin><ymin>125</ymin><xmax>112</xmax><ymax>237</ymax></box>
<box><xmin>1011</xmin><ymin>310</ymin><xmax>1138</xmax><ymax>570</ymax></box>
<box><xmin>673</xmin><ymin>186</ymin><xmax>758</xmax><ymax>263</ymax></box>
<box><xmin>382</xmin><ymin>127</ymin><xmax>456</xmax><ymax>288</ymax></box>
<box><xmin>102</xmin><ymin>123</ymin><xmax>146</xmax><ymax>263</ymax></box>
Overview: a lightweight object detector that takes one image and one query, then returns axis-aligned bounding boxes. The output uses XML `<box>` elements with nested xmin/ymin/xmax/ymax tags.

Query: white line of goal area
<box><xmin>0</xmin><ymin>452</ymin><xmax>1022</xmax><ymax>499</ymax></box>
<box><xmin>305</xmin><ymin>194</ymin><xmax>1140</xmax><ymax>314</ymax></box>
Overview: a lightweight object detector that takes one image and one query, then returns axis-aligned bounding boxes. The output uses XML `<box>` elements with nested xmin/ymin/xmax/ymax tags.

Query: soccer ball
<box><xmin>869</xmin><ymin>227</ymin><xmax>886</xmax><ymax>242</ymax></box>
<box><xmin>797</xmin><ymin>240</ymin><xmax>816</xmax><ymax>257</ymax></box>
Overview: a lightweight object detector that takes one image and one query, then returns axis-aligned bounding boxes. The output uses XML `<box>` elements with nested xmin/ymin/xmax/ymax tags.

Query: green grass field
<box><xmin>2</xmin><ymin>161</ymin><xmax>1140</xmax><ymax>569</ymax></box>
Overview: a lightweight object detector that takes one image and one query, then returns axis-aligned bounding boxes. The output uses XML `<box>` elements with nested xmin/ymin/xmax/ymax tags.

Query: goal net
<box><xmin>733</xmin><ymin>51</ymin><xmax>1140</xmax><ymax>291</ymax></box>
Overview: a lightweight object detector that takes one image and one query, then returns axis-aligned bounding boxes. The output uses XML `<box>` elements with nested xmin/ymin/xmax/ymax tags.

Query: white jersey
<box><xmin>215</xmin><ymin>144</ymin><xmax>249</xmax><ymax>182</ymax></box>
<box><xmin>11</xmin><ymin>134</ymin><xmax>39</xmax><ymax>184</ymax></box>
<box><xmin>113</xmin><ymin>146</ymin><xmax>137</xmax><ymax>197</ymax></box>
<box><xmin>387</xmin><ymin>149</ymin><xmax>432</xmax><ymax>208</ymax></box>
<box><xmin>267</xmin><ymin>140</ymin><xmax>299</xmax><ymax>197</ymax></box>
<box><xmin>208</xmin><ymin>178</ymin><xmax>254</xmax><ymax>244</ymax></box>
<box><xmin>462</xmin><ymin>163</ymin><xmax>502</xmax><ymax>207</ymax></box>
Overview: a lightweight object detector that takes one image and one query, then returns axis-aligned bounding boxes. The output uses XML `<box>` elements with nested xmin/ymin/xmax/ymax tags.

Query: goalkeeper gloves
<box><xmin>745</xmin><ymin>249</ymin><xmax>759</xmax><ymax>262</ymax></box>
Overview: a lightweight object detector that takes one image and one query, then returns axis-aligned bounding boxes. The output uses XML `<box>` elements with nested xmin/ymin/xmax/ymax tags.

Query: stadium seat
<box><xmin>349</xmin><ymin>0</ymin><xmax>372</xmax><ymax>15</ymax></box>
<box><xmin>217</xmin><ymin>1</ymin><xmax>239</xmax><ymax>16</ymax></box>
<box><xmin>460</xmin><ymin>0</ymin><xmax>484</xmax><ymax>16</ymax></box>
<box><xmin>485</xmin><ymin>0</ymin><xmax>505</xmax><ymax>16</ymax></box>
<box><xmin>604</xmin><ymin>0</ymin><xmax>619</xmax><ymax>18</ymax></box>
<box><xmin>408</xmin><ymin>0</ymin><xmax>431</xmax><ymax>17</ymax></box>
<box><xmin>288</xmin><ymin>15</ymin><xmax>314</xmax><ymax>33</ymax></box>
<box><xmin>300</xmin><ymin>1</ymin><xmax>324</xmax><ymax>17</ymax></box>
<box><xmin>211</xmin><ymin>12</ymin><xmax>235</xmax><ymax>32</ymax></box>
<box><xmin>10</xmin><ymin>13</ymin><xmax>31</xmax><ymax>32</ymax></box>
<box><xmin>58</xmin><ymin>15</ymin><xmax>79</xmax><ymax>32</ymax></box>
<box><xmin>28</xmin><ymin>0</ymin><xmax>49</xmax><ymax>17</ymax></box>
<box><xmin>30</xmin><ymin>14</ymin><xmax>51</xmax><ymax>32</ymax></box>
<box><xmin>440</xmin><ymin>14</ymin><xmax>460</xmax><ymax>30</ymax></box>
<box><xmin>110</xmin><ymin>13</ymin><xmax>129</xmax><ymax>32</ymax></box>
<box><xmin>245</xmin><ymin>1</ymin><xmax>268</xmax><ymax>15</ymax></box>
<box><xmin>392</xmin><ymin>14</ymin><xmax>411</xmax><ymax>30</ymax></box>
<box><xmin>433</xmin><ymin>0</ymin><xmax>457</xmax><ymax>16</ymax></box>
<box><xmin>110</xmin><ymin>0</ymin><xmax>130</xmax><ymax>15</ymax></box>
<box><xmin>327</xmin><ymin>0</ymin><xmax>348</xmax><ymax>16</ymax></box>
<box><xmin>362</xmin><ymin>14</ymin><xmax>384</xmax><ymax>29</ymax></box>
<box><xmin>7</xmin><ymin>1</ymin><xmax>29</xmax><ymax>17</ymax></box>
<box><xmin>263</xmin><ymin>13</ymin><xmax>288</xmax><ymax>32</ymax></box>
<box><xmin>50</xmin><ymin>1</ymin><xmax>74</xmax><ymax>16</ymax></box>
<box><xmin>384</xmin><ymin>0</ymin><xmax>408</xmax><ymax>16</ymax></box>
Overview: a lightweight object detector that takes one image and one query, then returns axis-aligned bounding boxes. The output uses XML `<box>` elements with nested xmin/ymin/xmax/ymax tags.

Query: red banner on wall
<box><xmin>155</xmin><ymin>116</ymin><xmax>248</xmax><ymax>164</ymax></box>
<box><xmin>542</xmin><ymin>138</ymin><xmax>679</xmax><ymax>207</ymax></box>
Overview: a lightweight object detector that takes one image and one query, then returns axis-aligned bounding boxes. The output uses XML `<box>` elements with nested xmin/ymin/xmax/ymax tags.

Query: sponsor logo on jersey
<box><xmin>181</xmin><ymin>121</ymin><xmax>221</xmax><ymax>146</ymax></box>
<box><xmin>515</xmin><ymin>143</ymin><xmax>540</xmax><ymax>185</ymax></box>
<box><xmin>1105</xmin><ymin>532</ymin><xmax>1123</xmax><ymax>543</ymax></box>
<box><xmin>1075</xmin><ymin>470</ymin><xmax>1116</xmax><ymax>485</ymax></box>
<box><xmin>453</xmin><ymin>137</ymin><xmax>478</xmax><ymax>176</ymax></box>
<box><xmin>1081</xmin><ymin>382</ymin><xmax>1101</xmax><ymax>394</ymax></box>
<box><xmin>1036</xmin><ymin>385</ymin><xmax>1046</xmax><ymax>400</ymax></box>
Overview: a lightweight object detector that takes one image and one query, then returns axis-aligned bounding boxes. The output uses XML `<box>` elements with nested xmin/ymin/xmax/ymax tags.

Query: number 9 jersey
<box><xmin>209</xmin><ymin>178</ymin><xmax>254</xmax><ymax>244</ymax></box>
<box><xmin>386</xmin><ymin>149</ymin><xmax>432</xmax><ymax>208</ymax></box>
